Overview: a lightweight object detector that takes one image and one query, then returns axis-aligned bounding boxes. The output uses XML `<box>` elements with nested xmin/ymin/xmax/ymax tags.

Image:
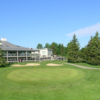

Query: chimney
<box><xmin>1</xmin><ymin>38</ymin><xmax>7</xmax><ymax>41</ymax></box>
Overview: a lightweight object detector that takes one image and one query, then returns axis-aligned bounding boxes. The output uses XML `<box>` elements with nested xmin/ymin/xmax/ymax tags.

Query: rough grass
<box><xmin>74</xmin><ymin>63</ymin><xmax>100</xmax><ymax>68</ymax></box>
<box><xmin>0</xmin><ymin>61</ymin><xmax>100</xmax><ymax>100</ymax></box>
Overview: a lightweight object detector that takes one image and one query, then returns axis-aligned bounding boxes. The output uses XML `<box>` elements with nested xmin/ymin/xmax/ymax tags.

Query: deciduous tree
<box><xmin>0</xmin><ymin>49</ymin><xmax>7</xmax><ymax>67</ymax></box>
<box><xmin>44</xmin><ymin>43</ymin><xmax>50</xmax><ymax>48</ymax></box>
<box><xmin>37</xmin><ymin>43</ymin><xmax>43</xmax><ymax>49</ymax></box>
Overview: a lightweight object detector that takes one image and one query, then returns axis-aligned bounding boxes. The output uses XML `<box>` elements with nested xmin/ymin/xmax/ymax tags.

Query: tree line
<box><xmin>37</xmin><ymin>31</ymin><xmax>100</xmax><ymax>65</ymax></box>
<box><xmin>37</xmin><ymin>42</ymin><xmax>67</xmax><ymax>56</ymax></box>
<box><xmin>67</xmin><ymin>31</ymin><xmax>100</xmax><ymax>65</ymax></box>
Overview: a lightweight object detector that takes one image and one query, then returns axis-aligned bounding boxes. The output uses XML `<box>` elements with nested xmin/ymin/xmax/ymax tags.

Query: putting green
<box><xmin>7</xmin><ymin>68</ymin><xmax>85</xmax><ymax>84</ymax></box>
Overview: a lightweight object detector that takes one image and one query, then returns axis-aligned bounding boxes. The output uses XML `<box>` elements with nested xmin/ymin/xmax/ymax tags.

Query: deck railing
<box><xmin>18</xmin><ymin>54</ymin><xmax>26</xmax><ymax>56</ymax></box>
<box><xmin>8</xmin><ymin>53</ymin><xmax>17</xmax><ymax>56</ymax></box>
<box><xmin>4</xmin><ymin>53</ymin><xmax>40</xmax><ymax>57</ymax></box>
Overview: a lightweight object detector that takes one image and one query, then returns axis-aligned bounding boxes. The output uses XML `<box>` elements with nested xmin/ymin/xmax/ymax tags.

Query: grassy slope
<box><xmin>0</xmin><ymin>61</ymin><xmax>100</xmax><ymax>100</ymax></box>
<box><xmin>73</xmin><ymin>63</ymin><xmax>100</xmax><ymax>68</ymax></box>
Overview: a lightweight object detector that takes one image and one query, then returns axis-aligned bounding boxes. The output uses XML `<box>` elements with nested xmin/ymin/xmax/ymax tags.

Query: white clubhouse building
<box><xmin>33</xmin><ymin>48</ymin><xmax>52</xmax><ymax>58</ymax></box>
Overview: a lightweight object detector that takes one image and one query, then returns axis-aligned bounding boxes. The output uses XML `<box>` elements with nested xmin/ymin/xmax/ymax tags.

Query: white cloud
<box><xmin>67</xmin><ymin>22</ymin><xmax>100</xmax><ymax>37</ymax></box>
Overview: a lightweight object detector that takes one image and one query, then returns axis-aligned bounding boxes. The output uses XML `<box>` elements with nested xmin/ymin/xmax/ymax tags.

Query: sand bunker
<box><xmin>46</xmin><ymin>63</ymin><xmax>63</xmax><ymax>66</ymax></box>
<box><xmin>12</xmin><ymin>63</ymin><xmax>40</xmax><ymax>67</ymax></box>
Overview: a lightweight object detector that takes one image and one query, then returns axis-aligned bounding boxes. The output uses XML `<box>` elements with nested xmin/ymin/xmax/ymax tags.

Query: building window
<box><xmin>42</xmin><ymin>51</ymin><xmax>46</xmax><ymax>54</ymax></box>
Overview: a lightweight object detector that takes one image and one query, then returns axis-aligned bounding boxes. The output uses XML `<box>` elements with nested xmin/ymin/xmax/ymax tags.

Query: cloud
<box><xmin>67</xmin><ymin>22</ymin><xmax>100</xmax><ymax>37</ymax></box>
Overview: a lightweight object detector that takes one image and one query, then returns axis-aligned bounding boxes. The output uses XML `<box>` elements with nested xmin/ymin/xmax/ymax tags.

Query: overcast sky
<box><xmin>0</xmin><ymin>0</ymin><xmax>100</xmax><ymax>49</ymax></box>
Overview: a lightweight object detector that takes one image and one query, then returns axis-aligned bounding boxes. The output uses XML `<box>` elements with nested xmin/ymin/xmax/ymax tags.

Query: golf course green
<box><xmin>0</xmin><ymin>60</ymin><xmax>100</xmax><ymax>100</ymax></box>
<box><xmin>7</xmin><ymin>68</ymin><xmax>84</xmax><ymax>83</ymax></box>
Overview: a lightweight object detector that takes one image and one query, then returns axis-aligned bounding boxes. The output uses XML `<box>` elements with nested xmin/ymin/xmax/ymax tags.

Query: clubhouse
<box><xmin>0</xmin><ymin>38</ymin><xmax>40</xmax><ymax>62</ymax></box>
<box><xmin>0</xmin><ymin>38</ymin><xmax>53</xmax><ymax>62</ymax></box>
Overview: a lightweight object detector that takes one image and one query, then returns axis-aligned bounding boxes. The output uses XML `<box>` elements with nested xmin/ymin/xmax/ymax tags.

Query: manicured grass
<box><xmin>0</xmin><ymin>61</ymin><xmax>100</xmax><ymax>100</ymax></box>
<box><xmin>7</xmin><ymin>68</ymin><xmax>84</xmax><ymax>84</ymax></box>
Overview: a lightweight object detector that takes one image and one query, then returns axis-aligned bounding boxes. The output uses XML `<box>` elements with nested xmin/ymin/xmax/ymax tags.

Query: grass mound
<box><xmin>7</xmin><ymin>68</ymin><xmax>84</xmax><ymax>84</ymax></box>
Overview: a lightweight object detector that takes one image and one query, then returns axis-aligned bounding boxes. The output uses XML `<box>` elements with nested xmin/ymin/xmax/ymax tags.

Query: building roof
<box><xmin>35</xmin><ymin>48</ymin><xmax>52</xmax><ymax>50</ymax></box>
<box><xmin>0</xmin><ymin>39</ymin><xmax>37</xmax><ymax>51</ymax></box>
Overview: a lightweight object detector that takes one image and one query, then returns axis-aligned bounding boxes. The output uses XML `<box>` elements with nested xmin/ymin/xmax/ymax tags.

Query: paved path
<box><xmin>64</xmin><ymin>63</ymin><xmax>100</xmax><ymax>70</ymax></box>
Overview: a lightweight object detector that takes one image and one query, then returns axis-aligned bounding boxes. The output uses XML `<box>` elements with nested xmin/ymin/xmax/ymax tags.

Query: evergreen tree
<box><xmin>79</xmin><ymin>47</ymin><xmax>85</xmax><ymax>58</ymax></box>
<box><xmin>56</xmin><ymin>44</ymin><xmax>62</xmax><ymax>55</ymax></box>
<box><xmin>67</xmin><ymin>34</ymin><xmax>80</xmax><ymax>63</ymax></box>
<box><xmin>0</xmin><ymin>49</ymin><xmax>7</xmax><ymax>67</ymax></box>
<box><xmin>60</xmin><ymin>44</ymin><xmax>65</xmax><ymax>56</ymax></box>
<box><xmin>64</xmin><ymin>46</ymin><xmax>67</xmax><ymax>56</ymax></box>
<box><xmin>50</xmin><ymin>43</ymin><xmax>56</xmax><ymax>55</ymax></box>
<box><xmin>84</xmin><ymin>32</ymin><xmax>100</xmax><ymax>65</ymax></box>
<box><xmin>50</xmin><ymin>42</ymin><xmax>58</xmax><ymax>55</ymax></box>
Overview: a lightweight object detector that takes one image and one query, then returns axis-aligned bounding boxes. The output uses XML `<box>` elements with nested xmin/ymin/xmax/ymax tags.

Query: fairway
<box><xmin>7</xmin><ymin>68</ymin><xmax>84</xmax><ymax>83</ymax></box>
<box><xmin>1</xmin><ymin>61</ymin><xmax>100</xmax><ymax>100</ymax></box>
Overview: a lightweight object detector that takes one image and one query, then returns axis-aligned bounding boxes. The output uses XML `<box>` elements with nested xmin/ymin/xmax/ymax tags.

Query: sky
<box><xmin>0</xmin><ymin>0</ymin><xmax>100</xmax><ymax>49</ymax></box>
